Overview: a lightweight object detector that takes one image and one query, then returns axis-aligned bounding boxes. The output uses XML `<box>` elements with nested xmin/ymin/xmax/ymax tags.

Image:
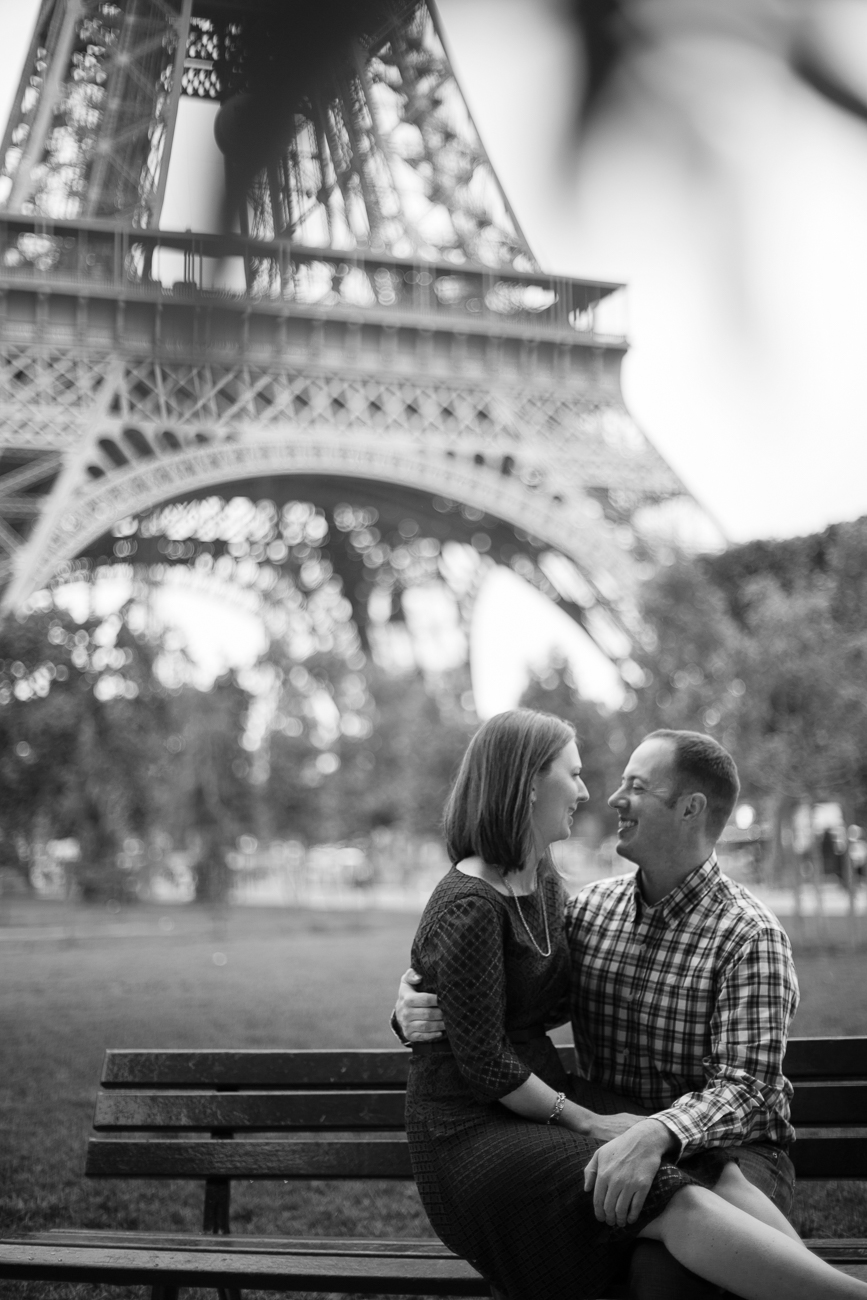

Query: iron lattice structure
<box><xmin>0</xmin><ymin>0</ymin><xmax>720</xmax><ymax>676</ymax></box>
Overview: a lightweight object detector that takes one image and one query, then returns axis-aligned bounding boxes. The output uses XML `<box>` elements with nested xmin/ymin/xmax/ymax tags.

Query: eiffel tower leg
<box><xmin>6</xmin><ymin>1</ymin><xmax>85</xmax><ymax>212</ymax></box>
<box><xmin>1</xmin><ymin>358</ymin><xmax>127</xmax><ymax>614</ymax></box>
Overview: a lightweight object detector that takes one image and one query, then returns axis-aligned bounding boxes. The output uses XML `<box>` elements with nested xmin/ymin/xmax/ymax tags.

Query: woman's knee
<box><xmin>712</xmin><ymin>1162</ymin><xmax>749</xmax><ymax>1199</ymax></box>
<box><xmin>639</xmin><ymin>1185</ymin><xmax>709</xmax><ymax>1243</ymax></box>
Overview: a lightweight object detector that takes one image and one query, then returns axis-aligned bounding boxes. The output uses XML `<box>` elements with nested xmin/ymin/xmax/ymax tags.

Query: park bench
<box><xmin>0</xmin><ymin>1039</ymin><xmax>865</xmax><ymax>1297</ymax></box>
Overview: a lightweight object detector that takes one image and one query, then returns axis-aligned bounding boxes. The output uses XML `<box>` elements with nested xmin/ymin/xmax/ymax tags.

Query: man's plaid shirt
<box><xmin>564</xmin><ymin>854</ymin><xmax>799</xmax><ymax>1160</ymax></box>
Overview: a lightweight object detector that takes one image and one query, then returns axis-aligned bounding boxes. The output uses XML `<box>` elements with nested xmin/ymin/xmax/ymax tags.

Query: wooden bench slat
<box><xmin>783</xmin><ymin>1037</ymin><xmax>867</xmax><ymax>1080</ymax></box>
<box><xmin>790</xmin><ymin>1082</ymin><xmax>867</xmax><ymax>1125</ymax></box>
<box><xmin>102</xmin><ymin>1042</ymin><xmax>867</xmax><ymax>1088</ymax></box>
<box><xmin>804</xmin><ymin>1242</ymin><xmax>867</xmax><ymax>1264</ymax></box>
<box><xmin>86</xmin><ymin>1136</ymin><xmax>414</xmax><ymax>1179</ymax></box>
<box><xmin>790</xmin><ymin>1135</ymin><xmax>867</xmax><ymax>1179</ymax></box>
<box><xmin>19</xmin><ymin>1231</ymin><xmax>867</xmax><ymax>1266</ymax></box>
<box><xmin>87</xmin><ymin>1134</ymin><xmax>867</xmax><ymax>1183</ymax></box>
<box><xmin>101</xmin><ymin>1046</ymin><xmax>576</xmax><ymax>1088</ymax></box>
<box><xmin>102</xmin><ymin>1050</ymin><xmax>413</xmax><ymax>1089</ymax></box>
<box><xmin>837</xmin><ymin>1267</ymin><xmax>867</xmax><ymax>1285</ymax></box>
<box><xmin>0</xmin><ymin>1242</ymin><xmax>489</xmax><ymax>1294</ymax></box>
<box><xmin>93</xmin><ymin>1090</ymin><xmax>407</xmax><ymax>1131</ymax></box>
<box><xmin>20</xmin><ymin>1231</ymin><xmax>457</xmax><ymax>1258</ymax></box>
<box><xmin>94</xmin><ymin>1081</ymin><xmax>867</xmax><ymax>1133</ymax></box>
<box><xmin>94</xmin><ymin>1080</ymin><xmax>867</xmax><ymax>1133</ymax></box>
<box><xmin>0</xmin><ymin>1238</ymin><xmax>863</xmax><ymax>1296</ymax></box>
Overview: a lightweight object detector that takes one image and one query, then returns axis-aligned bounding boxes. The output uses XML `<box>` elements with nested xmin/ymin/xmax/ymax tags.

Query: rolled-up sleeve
<box><xmin>423</xmin><ymin>896</ymin><xmax>531</xmax><ymax>1102</ymax></box>
<box><xmin>652</xmin><ymin>925</ymin><xmax>799</xmax><ymax>1159</ymax></box>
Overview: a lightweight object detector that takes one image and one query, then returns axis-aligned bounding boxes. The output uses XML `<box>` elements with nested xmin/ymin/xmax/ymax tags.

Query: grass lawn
<box><xmin>0</xmin><ymin>898</ymin><xmax>865</xmax><ymax>1298</ymax></box>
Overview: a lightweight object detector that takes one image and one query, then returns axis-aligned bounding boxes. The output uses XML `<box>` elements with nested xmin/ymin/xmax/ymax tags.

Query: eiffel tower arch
<box><xmin>0</xmin><ymin>0</ymin><xmax>719</xmax><ymax>677</ymax></box>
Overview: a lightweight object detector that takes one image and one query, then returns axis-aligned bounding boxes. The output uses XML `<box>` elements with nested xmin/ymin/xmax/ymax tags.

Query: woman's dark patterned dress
<box><xmin>405</xmin><ymin>865</ymin><xmax>701</xmax><ymax>1300</ymax></box>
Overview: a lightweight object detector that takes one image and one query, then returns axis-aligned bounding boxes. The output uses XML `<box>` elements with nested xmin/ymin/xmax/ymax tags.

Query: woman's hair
<box><xmin>444</xmin><ymin>708</ymin><xmax>576</xmax><ymax>874</ymax></box>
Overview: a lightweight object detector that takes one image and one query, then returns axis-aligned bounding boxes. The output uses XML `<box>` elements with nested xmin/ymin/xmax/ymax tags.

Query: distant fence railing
<box><xmin>0</xmin><ymin>214</ymin><xmax>627</xmax><ymax>342</ymax></box>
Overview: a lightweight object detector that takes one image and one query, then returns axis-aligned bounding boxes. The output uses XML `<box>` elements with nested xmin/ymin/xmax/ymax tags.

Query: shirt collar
<box><xmin>632</xmin><ymin>852</ymin><xmax>720</xmax><ymax>924</ymax></box>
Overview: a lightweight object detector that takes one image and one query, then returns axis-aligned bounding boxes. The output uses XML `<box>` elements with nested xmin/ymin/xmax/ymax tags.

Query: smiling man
<box><xmin>395</xmin><ymin>730</ymin><xmax>800</xmax><ymax>1300</ymax></box>
<box><xmin>567</xmin><ymin>730</ymin><xmax>799</xmax><ymax>1297</ymax></box>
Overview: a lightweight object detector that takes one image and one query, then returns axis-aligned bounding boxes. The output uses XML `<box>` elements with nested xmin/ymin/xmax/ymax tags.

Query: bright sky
<box><xmin>2</xmin><ymin>0</ymin><xmax>866</xmax><ymax>712</ymax></box>
<box><xmin>436</xmin><ymin>0</ymin><xmax>867</xmax><ymax>545</ymax></box>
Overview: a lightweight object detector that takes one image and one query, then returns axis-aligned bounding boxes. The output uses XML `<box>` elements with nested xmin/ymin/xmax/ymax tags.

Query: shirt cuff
<box><xmin>649</xmin><ymin>1109</ymin><xmax>691</xmax><ymax>1160</ymax></box>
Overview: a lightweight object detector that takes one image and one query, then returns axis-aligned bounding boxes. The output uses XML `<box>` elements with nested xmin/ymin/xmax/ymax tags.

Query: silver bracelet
<box><xmin>547</xmin><ymin>1091</ymin><xmax>567</xmax><ymax>1124</ymax></box>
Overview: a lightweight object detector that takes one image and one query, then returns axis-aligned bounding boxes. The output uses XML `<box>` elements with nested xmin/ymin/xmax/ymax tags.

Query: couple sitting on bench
<box><xmin>393</xmin><ymin>711</ymin><xmax>865</xmax><ymax>1300</ymax></box>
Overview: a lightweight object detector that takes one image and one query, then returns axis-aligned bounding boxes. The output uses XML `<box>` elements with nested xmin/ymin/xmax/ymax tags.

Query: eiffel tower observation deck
<box><xmin>0</xmin><ymin>0</ymin><xmax>719</xmax><ymax>676</ymax></box>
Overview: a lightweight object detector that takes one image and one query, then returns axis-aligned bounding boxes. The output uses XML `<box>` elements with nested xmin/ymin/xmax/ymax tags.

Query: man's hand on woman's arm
<box><xmin>394</xmin><ymin>968</ymin><xmax>446</xmax><ymax>1042</ymax></box>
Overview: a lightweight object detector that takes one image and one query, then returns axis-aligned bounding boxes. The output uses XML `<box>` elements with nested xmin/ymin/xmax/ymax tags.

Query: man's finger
<box><xmin>604</xmin><ymin>1182</ymin><xmax>632</xmax><ymax>1227</ymax></box>
<box><xmin>400</xmin><ymin>968</ymin><xmax>422</xmax><ymax>984</ymax></box>
<box><xmin>583</xmin><ymin>1153</ymin><xmax>598</xmax><ymax>1193</ymax></box>
<box><xmin>611</xmin><ymin>1187</ymin><xmax>633</xmax><ymax>1228</ymax></box>
<box><xmin>626</xmin><ymin>1182</ymin><xmax>649</xmax><ymax>1223</ymax></box>
<box><xmin>406</xmin><ymin>1012</ymin><xmax>445</xmax><ymax>1041</ymax></box>
<box><xmin>592</xmin><ymin>1171</ymin><xmax>608</xmax><ymax>1221</ymax></box>
<box><xmin>601</xmin><ymin>1181</ymin><xmax>622</xmax><ymax>1226</ymax></box>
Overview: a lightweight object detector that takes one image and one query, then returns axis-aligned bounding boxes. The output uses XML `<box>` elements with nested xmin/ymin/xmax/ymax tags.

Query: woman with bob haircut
<box><xmin>404</xmin><ymin>708</ymin><xmax>867</xmax><ymax>1300</ymax></box>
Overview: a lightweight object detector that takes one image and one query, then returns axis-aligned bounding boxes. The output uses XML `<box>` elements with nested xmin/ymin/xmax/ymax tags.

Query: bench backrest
<box><xmin>87</xmin><ymin>1037</ymin><xmax>867</xmax><ymax>1221</ymax></box>
<box><xmin>781</xmin><ymin>1037</ymin><xmax>867</xmax><ymax>1179</ymax></box>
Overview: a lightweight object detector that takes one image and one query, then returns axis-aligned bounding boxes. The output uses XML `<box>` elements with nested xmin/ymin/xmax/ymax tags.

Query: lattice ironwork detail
<box><xmin>0</xmin><ymin>343</ymin><xmax>713</xmax><ymax>667</ymax></box>
<box><xmin>207</xmin><ymin>1</ymin><xmax>533</xmax><ymax>268</ymax></box>
<box><xmin>0</xmin><ymin>349</ymin><xmax>686</xmax><ymax>505</ymax></box>
<box><xmin>182</xmin><ymin>16</ymin><xmax>225</xmax><ymax>99</ymax></box>
<box><xmin>0</xmin><ymin>0</ymin><xmax>193</xmax><ymax>226</ymax></box>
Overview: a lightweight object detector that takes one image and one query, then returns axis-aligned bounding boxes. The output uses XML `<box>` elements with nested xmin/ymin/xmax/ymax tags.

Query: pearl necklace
<box><xmin>499</xmin><ymin>869</ymin><xmax>552</xmax><ymax>958</ymax></box>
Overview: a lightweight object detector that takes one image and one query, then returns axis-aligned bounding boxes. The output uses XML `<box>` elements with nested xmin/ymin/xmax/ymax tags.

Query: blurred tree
<box><xmin>257</xmin><ymin>642</ymin><xmax>362</xmax><ymax>844</ymax></box>
<box><xmin>0</xmin><ymin>593</ymin><xmax>260</xmax><ymax>903</ymax></box>
<box><xmin>730</xmin><ymin>577</ymin><xmax>867</xmax><ymax>876</ymax></box>
<box><xmin>622</xmin><ymin>538</ymin><xmax>867</xmax><ymax>876</ymax></box>
<box><xmin>348</xmin><ymin>665</ymin><xmax>475</xmax><ymax>839</ymax></box>
<box><xmin>0</xmin><ymin>598</ymin><xmax>170</xmax><ymax>895</ymax></box>
<box><xmin>706</xmin><ymin>517</ymin><xmax>867</xmax><ymax>631</ymax></box>
<box><xmin>519</xmin><ymin>655</ymin><xmax>624</xmax><ymax>832</ymax></box>
<box><xmin>624</xmin><ymin>557</ymin><xmax>745</xmax><ymax>749</ymax></box>
<box><xmin>259</xmin><ymin>649</ymin><xmax>475</xmax><ymax>845</ymax></box>
<box><xmin>161</xmin><ymin>674</ymin><xmax>256</xmax><ymax>903</ymax></box>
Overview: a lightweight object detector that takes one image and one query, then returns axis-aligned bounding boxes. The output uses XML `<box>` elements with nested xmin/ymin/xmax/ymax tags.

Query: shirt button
<box><xmin>617</xmin><ymin>1049</ymin><xmax>629</xmax><ymax>1063</ymax></box>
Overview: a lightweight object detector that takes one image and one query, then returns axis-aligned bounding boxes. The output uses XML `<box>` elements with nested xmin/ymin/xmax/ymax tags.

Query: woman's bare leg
<box><xmin>710</xmin><ymin>1162</ymin><xmax>803</xmax><ymax>1244</ymax></box>
<box><xmin>639</xmin><ymin>1184</ymin><xmax>867</xmax><ymax>1300</ymax></box>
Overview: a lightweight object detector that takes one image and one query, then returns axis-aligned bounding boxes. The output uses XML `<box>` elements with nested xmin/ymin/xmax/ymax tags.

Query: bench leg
<box><xmin>217</xmin><ymin>1289</ymin><xmax>242</xmax><ymax>1300</ymax></box>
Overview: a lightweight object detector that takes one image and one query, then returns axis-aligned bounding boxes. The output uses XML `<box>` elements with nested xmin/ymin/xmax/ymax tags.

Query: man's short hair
<box><xmin>444</xmin><ymin>709</ymin><xmax>575</xmax><ymax>874</ymax></box>
<box><xmin>645</xmin><ymin>729</ymin><xmax>740</xmax><ymax>840</ymax></box>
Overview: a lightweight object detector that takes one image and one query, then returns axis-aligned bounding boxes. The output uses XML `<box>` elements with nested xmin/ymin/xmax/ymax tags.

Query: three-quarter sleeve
<box><xmin>421</xmin><ymin>894</ymin><xmax>532</xmax><ymax>1102</ymax></box>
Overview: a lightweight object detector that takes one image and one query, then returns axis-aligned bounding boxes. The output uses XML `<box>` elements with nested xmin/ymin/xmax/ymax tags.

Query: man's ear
<box><xmin>681</xmin><ymin>792</ymin><xmax>707</xmax><ymax>822</ymax></box>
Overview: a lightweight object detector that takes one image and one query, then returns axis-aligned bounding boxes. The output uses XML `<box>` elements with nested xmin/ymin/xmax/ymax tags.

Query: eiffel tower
<box><xmin>0</xmin><ymin>0</ymin><xmax>718</xmax><ymax>676</ymax></box>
